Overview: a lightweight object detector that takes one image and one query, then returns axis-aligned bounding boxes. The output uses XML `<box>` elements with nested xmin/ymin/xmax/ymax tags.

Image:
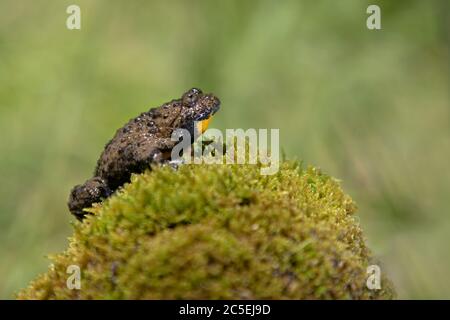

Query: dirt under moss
<box><xmin>17</xmin><ymin>160</ymin><xmax>395</xmax><ymax>299</ymax></box>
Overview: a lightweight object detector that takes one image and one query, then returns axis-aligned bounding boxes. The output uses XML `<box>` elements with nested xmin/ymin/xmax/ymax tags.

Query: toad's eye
<box><xmin>182</xmin><ymin>88</ymin><xmax>202</xmax><ymax>106</ymax></box>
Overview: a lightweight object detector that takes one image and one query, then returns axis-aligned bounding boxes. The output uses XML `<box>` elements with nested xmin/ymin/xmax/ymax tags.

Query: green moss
<box><xmin>17</xmin><ymin>160</ymin><xmax>395</xmax><ymax>299</ymax></box>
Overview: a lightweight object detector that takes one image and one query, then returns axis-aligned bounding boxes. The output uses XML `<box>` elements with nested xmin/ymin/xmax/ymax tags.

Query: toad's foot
<box><xmin>168</xmin><ymin>158</ymin><xmax>185</xmax><ymax>170</ymax></box>
<box><xmin>68</xmin><ymin>177</ymin><xmax>112</xmax><ymax>220</ymax></box>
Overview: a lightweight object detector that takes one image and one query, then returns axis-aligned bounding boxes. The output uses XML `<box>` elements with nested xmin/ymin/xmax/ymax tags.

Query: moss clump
<box><xmin>17</xmin><ymin>160</ymin><xmax>394</xmax><ymax>299</ymax></box>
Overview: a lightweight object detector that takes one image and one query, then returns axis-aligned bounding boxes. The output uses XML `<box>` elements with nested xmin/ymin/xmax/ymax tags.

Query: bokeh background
<box><xmin>0</xmin><ymin>0</ymin><xmax>448</xmax><ymax>299</ymax></box>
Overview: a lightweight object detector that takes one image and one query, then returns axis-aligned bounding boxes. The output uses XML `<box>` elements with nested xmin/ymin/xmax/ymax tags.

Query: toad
<box><xmin>68</xmin><ymin>88</ymin><xmax>220</xmax><ymax>220</ymax></box>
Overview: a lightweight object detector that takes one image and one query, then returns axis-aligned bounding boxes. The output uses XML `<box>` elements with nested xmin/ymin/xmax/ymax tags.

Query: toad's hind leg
<box><xmin>68</xmin><ymin>177</ymin><xmax>112</xmax><ymax>220</ymax></box>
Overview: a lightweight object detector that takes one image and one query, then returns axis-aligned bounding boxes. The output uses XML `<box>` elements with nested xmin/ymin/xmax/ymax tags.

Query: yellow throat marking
<box><xmin>197</xmin><ymin>115</ymin><xmax>213</xmax><ymax>134</ymax></box>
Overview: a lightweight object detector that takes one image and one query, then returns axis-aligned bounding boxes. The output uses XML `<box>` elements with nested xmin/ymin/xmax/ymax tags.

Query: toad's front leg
<box><xmin>149</xmin><ymin>137</ymin><xmax>187</xmax><ymax>170</ymax></box>
<box><xmin>125</xmin><ymin>137</ymin><xmax>180</xmax><ymax>170</ymax></box>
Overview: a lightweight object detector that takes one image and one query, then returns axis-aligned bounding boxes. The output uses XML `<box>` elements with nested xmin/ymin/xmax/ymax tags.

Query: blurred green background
<box><xmin>0</xmin><ymin>0</ymin><xmax>448</xmax><ymax>299</ymax></box>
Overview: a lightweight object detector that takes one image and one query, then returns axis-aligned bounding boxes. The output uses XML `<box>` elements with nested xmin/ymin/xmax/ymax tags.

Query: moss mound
<box><xmin>18</xmin><ymin>160</ymin><xmax>394</xmax><ymax>299</ymax></box>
